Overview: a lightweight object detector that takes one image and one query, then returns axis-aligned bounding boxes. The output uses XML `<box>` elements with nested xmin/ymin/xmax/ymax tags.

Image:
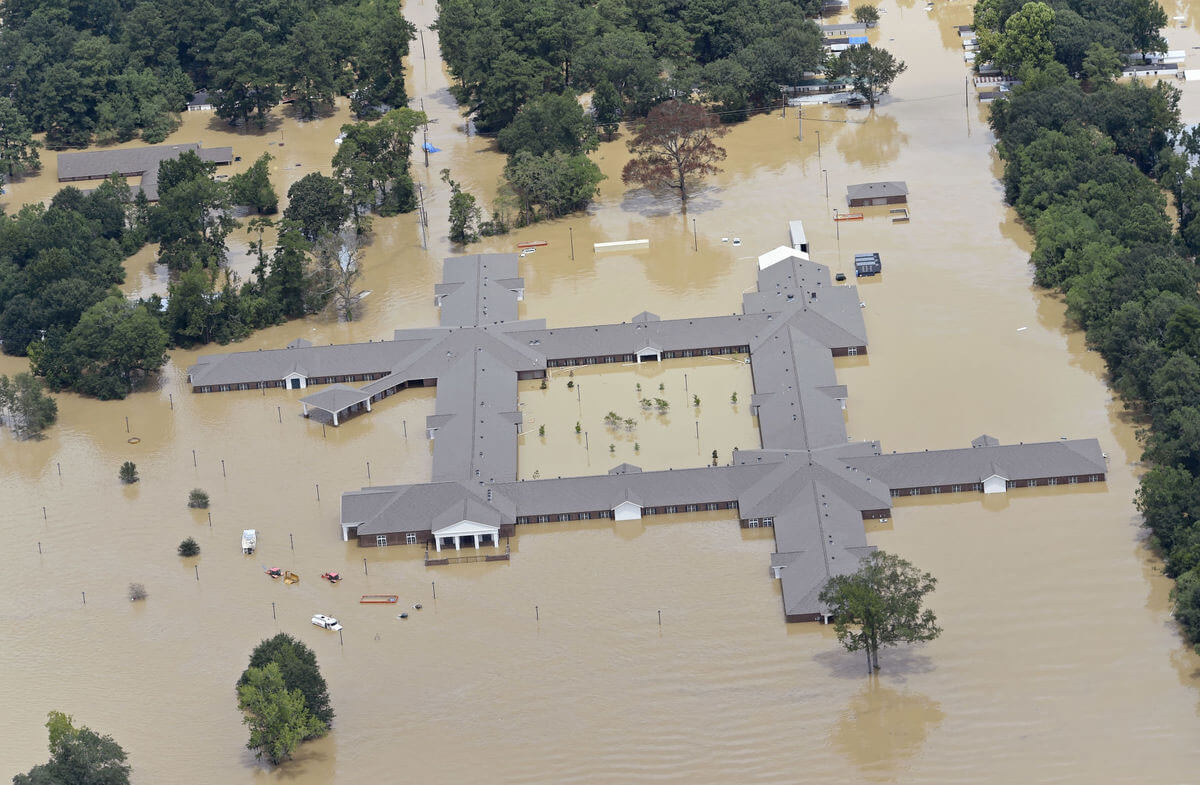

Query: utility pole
<box><xmin>420</xmin><ymin>28</ymin><xmax>427</xmax><ymax>60</ymax></box>
<box><xmin>416</xmin><ymin>184</ymin><xmax>428</xmax><ymax>249</ymax></box>
<box><xmin>569</xmin><ymin>226</ymin><xmax>575</xmax><ymax>260</ymax></box>
<box><xmin>797</xmin><ymin>106</ymin><xmax>803</xmax><ymax>141</ymax></box>
<box><xmin>421</xmin><ymin>98</ymin><xmax>429</xmax><ymax>168</ymax></box>
<box><xmin>816</xmin><ymin>130</ymin><xmax>821</xmax><ymax>167</ymax></box>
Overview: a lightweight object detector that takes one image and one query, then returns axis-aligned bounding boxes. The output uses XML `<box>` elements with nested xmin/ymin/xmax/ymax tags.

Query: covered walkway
<box><xmin>300</xmin><ymin>384</ymin><xmax>372</xmax><ymax>426</ymax></box>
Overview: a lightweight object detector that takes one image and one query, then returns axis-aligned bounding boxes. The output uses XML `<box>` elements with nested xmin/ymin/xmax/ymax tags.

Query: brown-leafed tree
<box><xmin>621</xmin><ymin>100</ymin><xmax>729</xmax><ymax>212</ymax></box>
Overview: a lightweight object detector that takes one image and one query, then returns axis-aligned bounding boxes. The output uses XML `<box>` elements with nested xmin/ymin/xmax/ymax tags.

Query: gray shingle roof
<box><xmin>194</xmin><ymin>248</ymin><xmax>1106</xmax><ymax>626</ymax></box>
<box><xmin>58</xmin><ymin>144</ymin><xmax>233</xmax><ymax>200</ymax></box>
<box><xmin>846</xmin><ymin>181</ymin><xmax>909</xmax><ymax>201</ymax></box>
<box><xmin>843</xmin><ymin>439</ymin><xmax>1106</xmax><ymax>487</ymax></box>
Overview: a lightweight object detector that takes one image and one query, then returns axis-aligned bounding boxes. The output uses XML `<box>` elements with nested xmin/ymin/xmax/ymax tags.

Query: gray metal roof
<box><xmin>846</xmin><ymin>181</ymin><xmax>909</xmax><ymax>201</ymax></box>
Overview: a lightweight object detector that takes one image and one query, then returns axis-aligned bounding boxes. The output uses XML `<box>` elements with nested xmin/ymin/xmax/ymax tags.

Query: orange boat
<box><xmin>360</xmin><ymin>594</ymin><xmax>399</xmax><ymax>604</ymax></box>
<box><xmin>833</xmin><ymin>213</ymin><xmax>864</xmax><ymax>222</ymax></box>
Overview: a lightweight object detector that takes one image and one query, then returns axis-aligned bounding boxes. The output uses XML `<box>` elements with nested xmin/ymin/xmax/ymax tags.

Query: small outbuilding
<box><xmin>847</xmin><ymin>181</ymin><xmax>909</xmax><ymax>207</ymax></box>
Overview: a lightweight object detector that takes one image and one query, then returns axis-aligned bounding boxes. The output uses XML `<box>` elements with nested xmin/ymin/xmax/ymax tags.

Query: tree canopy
<box><xmin>435</xmin><ymin>0</ymin><xmax>825</xmax><ymax>133</ymax></box>
<box><xmin>241</xmin><ymin>633</ymin><xmax>334</xmax><ymax>729</ymax></box>
<box><xmin>13</xmin><ymin>711</ymin><xmax>131</xmax><ymax>785</ymax></box>
<box><xmin>0</xmin><ymin>0</ymin><xmax>416</xmax><ymax>147</ymax></box>
<box><xmin>827</xmin><ymin>44</ymin><xmax>907</xmax><ymax>109</ymax></box>
<box><xmin>978</xmin><ymin>0</ymin><xmax>1200</xmax><ymax>652</ymax></box>
<box><xmin>0</xmin><ymin>372</ymin><xmax>58</xmax><ymax>439</ymax></box>
<box><xmin>818</xmin><ymin>550</ymin><xmax>941</xmax><ymax>673</ymax></box>
<box><xmin>237</xmin><ymin>662</ymin><xmax>327</xmax><ymax>765</ymax></box>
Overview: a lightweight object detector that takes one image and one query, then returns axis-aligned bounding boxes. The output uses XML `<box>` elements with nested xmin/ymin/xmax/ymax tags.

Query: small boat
<box><xmin>360</xmin><ymin>594</ymin><xmax>399</xmax><ymax>604</ymax></box>
<box><xmin>283</xmin><ymin>571</ymin><xmax>300</xmax><ymax>585</ymax></box>
<box><xmin>516</xmin><ymin>240</ymin><xmax>547</xmax><ymax>248</ymax></box>
<box><xmin>320</xmin><ymin>572</ymin><xmax>342</xmax><ymax>583</ymax></box>
<box><xmin>241</xmin><ymin>529</ymin><xmax>257</xmax><ymax>554</ymax></box>
<box><xmin>265</xmin><ymin>567</ymin><xmax>283</xmax><ymax>579</ymax></box>
<box><xmin>834</xmin><ymin>213</ymin><xmax>864</xmax><ymax>222</ymax></box>
<box><xmin>311</xmin><ymin>614</ymin><xmax>343</xmax><ymax>631</ymax></box>
<box><xmin>397</xmin><ymin>612</ymin><xmax>409</xmax><ymax>619</ymax></box>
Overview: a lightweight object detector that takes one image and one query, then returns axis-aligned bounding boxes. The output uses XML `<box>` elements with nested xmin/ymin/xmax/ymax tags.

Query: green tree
<box><xmin>34</xmin><ymin>296</ymin><xmax>168</xmax><ymax>399</ymax></box>
<box><xmin>12</xmin><ymin>711</ymin><xmax>130</xmax><ymax>785</ymax></box>
<box><xmin>503</xmin><ymin>150</ymin><xmax>605</xmax><ymax>225</ymax></box>
<box><xmin>996</xmin><ymin>2</ymin><xmax>1056</xmax><ymax>75</ymax></box>
<box><xmin>284</xmin><ymin>173</ymin><xmax>349</xmax><ymax>242</ymax></box>
<box><xmin>817</xmin><ymin>550</ymin><xmax>942</xmax><ymax>673</ymax></box>
<box><xmin>178</xmin><ymin>537</ymin><xmax>200</xmax><ymax>557</ymax></box>
<box><xmin>591</xmin><ymin>79</ymin><xmax>622</xmax><ymax>141</ymax></box>
<box><xmin>228</xmin><ymin>154</ymin><xmax>278</xmax><ymax>214</ymax></box>
<box><xmin>237</xmin><ymin>662</ymin><xmax>326</xmax><ymax>765</ymax></box>
<box><xmin>621</xmin><ymin>100</ymin><xmax>728</xmax><ymax>211</ymax></box>
<box><xmin>241</xmin><ymin>633</ymin><xmax>334</xmax><ymax>728</ymax></box>
<box><xmin>853</xmin><ymin>5</ymin><xmax>880</xmax><ymax>26</ymax></box>
<box><xmin>826</xmin><ymin>44</ymin><xmax>907</xmax><ymax>109</ymax></box>
<box><xmin>282</xmin><ymin>20</ymin><xmax>338</xmax><ymax>120</ymax></box>
<box><xmin>1129</xmin><ymin>0</ymin><xmax>1168</xmax><ymax>58</ymax></box>
<box><xmin>0</xmin><ymin>372</ymin><xmax>58</xmax><ymax>439</ymax></box>
<box><xmin>150</xmin><ymin>155</ymin><xmax>237</xmax><ymax>271</ymax></box>
<box><xmin>119</xmin><ymin>461</ymin><xmax>138</xmax><ymax>484</ymax></box>
<box><xmin>1082</xmin><ymin>43</ymin><xmax>1125</xmax><ymax>87</ymax></box>
<box><xmin>441</xmin><ymin>169</ymin><xmax>482</xmax><ymax>244</ymax></box>
<box><xmin>0</xmin><ymin>98</ymin><xmax>42</xmax><ymax>178</ymax></box>
<box><xmin>188</xmin><ymin>488</ymin><xmax>210</xmax><ymax>508</ymax></box>
<box><xmin>497</xmin><ymin>92</ymin><xmax>598</xmax><ymax>157</ymax></box>
<box><xmin>213</xmin><ymin>29</ymin><xmax>281</xmax><ymax>128</ymax></box>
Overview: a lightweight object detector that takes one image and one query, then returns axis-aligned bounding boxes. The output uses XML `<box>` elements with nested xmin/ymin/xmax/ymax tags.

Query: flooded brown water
<box><xmin>6</xmin><ymin>0</ymin><xmax>1200</xmax><ymax>782</ymax></box>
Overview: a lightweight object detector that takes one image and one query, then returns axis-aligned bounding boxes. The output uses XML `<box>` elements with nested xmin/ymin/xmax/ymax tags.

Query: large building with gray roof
<box><xmin>57</xmin><ymin>143</ymin><xmax>233</xmax><ymax>201</ymax></box>
<box><xmin>188</xmin><ymin>246</ymin><xmax>1107</xmax><ymax>623</ymax></box>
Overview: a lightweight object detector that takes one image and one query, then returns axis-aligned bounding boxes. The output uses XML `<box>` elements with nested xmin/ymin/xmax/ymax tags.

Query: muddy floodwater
<box><xmin>7</xmin><ymin>0</ymin><xmax>1200</xmax><ymax>782</ymax></box>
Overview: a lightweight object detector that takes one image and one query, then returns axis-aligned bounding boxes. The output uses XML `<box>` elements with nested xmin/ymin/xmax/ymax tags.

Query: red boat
<box><xmin>516</xmin><ymin>240</ymin><xmax>547</xmax><ymax>248</ymax></box>
<box><xmin>320</xmin><ymin>572</ymin><xmax>342</xmax><ymax>583</ymax></box>
<box><xmin>265</xmin><ymin>567</ymin><xmax>283</xmax><ymax>579</ymax></box>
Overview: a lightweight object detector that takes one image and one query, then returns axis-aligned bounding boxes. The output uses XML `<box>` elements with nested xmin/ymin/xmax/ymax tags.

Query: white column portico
<box><xmin>431</xmin><ymin>519</ymin><xmax>500</xmax><ymax>552</ymax></box>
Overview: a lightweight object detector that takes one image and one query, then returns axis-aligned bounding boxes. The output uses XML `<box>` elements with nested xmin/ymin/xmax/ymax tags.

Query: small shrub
<box><xmin>658</xmin><ymin>383</ymin><xmax>664</xmax><ymax>391</ymax></box>
<box><xmin>693</xmin><ymin>394</ymin><xmax>700</xmax><ymax>407</ymax></box>
<box><xmin>538</xmin><ymin>424</ymin><xmax>545</xmax><ymax>437</ymax></box>
<box><xmin>128</xmin><ymin>583</ymin><xmax>148</xmax><ymax>601</ymax></box>
<box><xmin>609</xmin><ymin>444</ymin><xmax>615</xmax><ymax>453</ymax></box>
<box><xmin>575</xmin><ymin>421</ymin><xmax>581</xmax><ymax>434</ymax></box>
<box><xmin>178</xmin><ymin>537</ymin><xmax>200</xmax><ymax>557</ymax></box>
<box><xmin>188</xmin><ymin>488</ymin><xmax>210</xmax><ymax>508</ymax></box>
<box><xmin>730</xmin><ymin>392</ymin><xmax>738</xmax><ymax>404</ymax></box>
<box><xmin>640</xmin><ymin>398</ymin><xmax>653</xmax><ymax>410</ymax></box>
<box><xmin>567</xmin><ymin>380</ymin><xmax>574</xmax><ymax>389</ymax></box>
<box><xmin>623</xmin><ymin>418</ymin><xmax>636</xmax><ymax>431</ymax></box>
<box><xmin>634</xmin><ymin>442</ymin><xmax>640</xmax><ymax>452</ymax></box>
<box><xmin>119</xmin><ymin>461</ymin><xmax>139</xmax><ymax>484</ymax></box>
<box><xmin>636</xmin><ymin>383</ymin><xmax>642</xmax><ymax>393</ymax></box>
<box><xmin>540</xmin><ymin>378</ymin><xmax>548</xmax><ymax>389</ymax></box>
<box><xmin>654</xmin><ymin>398</ymin><xmax>669</xmax><ymax>413</ymax></box>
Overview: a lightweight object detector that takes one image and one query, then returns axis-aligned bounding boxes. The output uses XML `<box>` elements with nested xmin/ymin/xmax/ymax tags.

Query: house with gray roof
<box><xmin>57</xmin><ymin>143</ymin><xmax>233</xmax><ymax>201</ymax></box>
<box><xmin>190</xmin><ymin>243</ymin><xmax>1107</xmax><ymax>624</ymax></box>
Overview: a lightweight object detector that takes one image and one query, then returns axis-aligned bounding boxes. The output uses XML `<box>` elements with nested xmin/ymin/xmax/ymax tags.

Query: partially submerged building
<box><xmin>189</xmin><ymin>246</ymin><xmax>1106</xmax><ymax>624</ymax></box>
<box><xmin>847</xmin><ymin>181</ymin><xmax>909</xmax><ymax>207</ymax></box>
<box><xmin>57</xmin><ymin>143</ymin><xmax>233</xmax><ymax>200</ymax></box>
